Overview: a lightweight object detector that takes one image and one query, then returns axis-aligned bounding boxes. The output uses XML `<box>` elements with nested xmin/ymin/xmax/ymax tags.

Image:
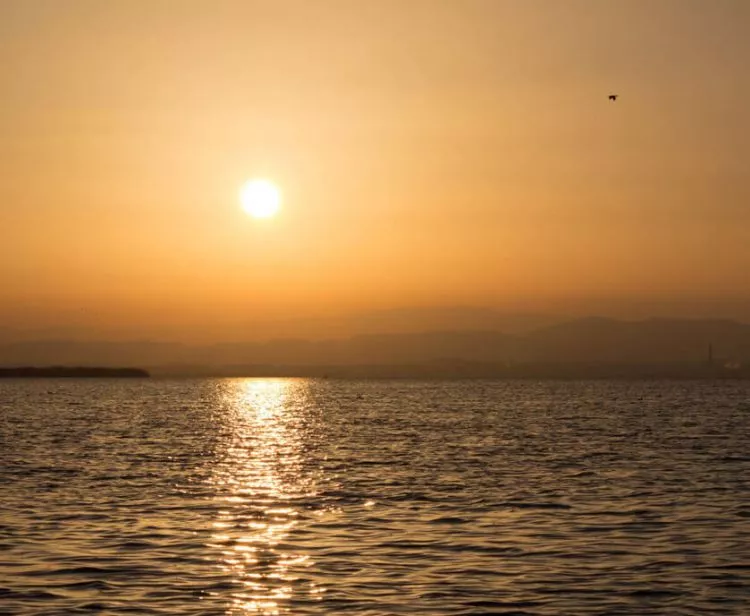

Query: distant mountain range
<box><xmin>1</xmin><ymin>317</ymin><xmax>748</xmax><ymax>377</ymax></box>
<box><xmin>0</xmin><ymin>307</ymin><xmax>559</xmax><ymax>343</ymax></box>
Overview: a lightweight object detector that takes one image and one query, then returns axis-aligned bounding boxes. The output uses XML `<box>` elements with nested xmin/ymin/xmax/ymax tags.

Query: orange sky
<box><xmin>2</xmin><ymin>0</ymin><xmax>749</xmax><ymax>341</ymax></box>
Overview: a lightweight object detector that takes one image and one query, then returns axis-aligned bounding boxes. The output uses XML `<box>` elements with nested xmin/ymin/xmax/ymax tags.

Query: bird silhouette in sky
<box><xmin>609</xmin><ymin>94</ymin><xmax>619</xmax><ymax>101</ymax></box>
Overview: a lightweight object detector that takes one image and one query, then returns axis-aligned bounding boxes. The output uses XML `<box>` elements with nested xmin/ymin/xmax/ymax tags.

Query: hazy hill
<box><xmin>523</xmin><ymin>317</ymin><xmax>750</xmax><ymax>363</ymax></box>
<box><xmin>229</xmin><ymin>307</ymin><xmax>560</xmax><ymax>341</ymax></box>
<box><xmin>1</xmin><ymin>317</ymin><xmax>748</xmax><ymax>373</ymax></box>
<box><xmin>0</xmin><ymin>367</ymin><xmax>149</xmax><ymax>378</ymax></box>
<box><xmin>0</xmin><ymin>340</ymin><xmax>185</xmax><ymax>368</ymax></box>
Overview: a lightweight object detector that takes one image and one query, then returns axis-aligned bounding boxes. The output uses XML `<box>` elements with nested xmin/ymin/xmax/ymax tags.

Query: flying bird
<box><xmin>608</xmin><ymin>94</ymin><xmax>619</xmax><ymax>101</ymax></box>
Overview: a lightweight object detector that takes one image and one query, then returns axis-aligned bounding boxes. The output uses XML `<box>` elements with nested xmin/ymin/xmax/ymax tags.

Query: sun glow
<box><xmin>240</xmin><ymin>179</ymin><xmax>281</xmax><ymax>219</ymax></box>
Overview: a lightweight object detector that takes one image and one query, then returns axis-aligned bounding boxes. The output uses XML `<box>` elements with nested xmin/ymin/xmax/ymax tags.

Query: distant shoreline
<box><xmin>0</xmin><ymin>367</ymin><xmax>150</xmax><ymax>378</ymax></box>
<box><xmin>145</xmin><ymin>362</ymin><xmax>749</xmax><ymax>380</ymax></box>
<box><xmin>1</xmin><ymin>363</ymin><xmax>747</xmax><ymax>380</ymax></box>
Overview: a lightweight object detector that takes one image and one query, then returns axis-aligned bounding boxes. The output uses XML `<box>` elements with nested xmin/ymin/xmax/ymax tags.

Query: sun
<box><xmin>239</xmin><ymin>179</ymin><xmax>281</xmax><ymax>219</ymax></box>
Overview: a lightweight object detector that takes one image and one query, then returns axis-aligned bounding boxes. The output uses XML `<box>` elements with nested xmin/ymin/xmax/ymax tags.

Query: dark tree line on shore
<box><xmin>0</xmin><ymin>366</ymin><xmax>149</xmax><ymax>378</ymax></box>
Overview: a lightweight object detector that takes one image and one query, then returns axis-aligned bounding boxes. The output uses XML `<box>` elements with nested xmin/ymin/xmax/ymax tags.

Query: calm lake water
<box><xmin>1</xmin><ymin>379</ymin><xmax>749</xmax><ymax>615</ymax></box>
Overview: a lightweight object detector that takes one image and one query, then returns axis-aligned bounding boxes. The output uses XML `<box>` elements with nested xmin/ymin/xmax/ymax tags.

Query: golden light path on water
<box><xmin>207</xmin><ymin>379</ymin><xmax>326</xmax><ymax>614</ymax></box>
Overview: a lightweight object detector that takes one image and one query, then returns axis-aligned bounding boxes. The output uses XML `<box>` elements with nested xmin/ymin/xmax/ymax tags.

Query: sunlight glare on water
<box><xmin>208</xmin><ymin>379</ymin><xmax>322</xmax><ymax>614</ymax></box>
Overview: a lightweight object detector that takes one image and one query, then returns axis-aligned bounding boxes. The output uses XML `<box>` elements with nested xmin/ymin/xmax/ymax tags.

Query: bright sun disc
<box><xmin>240</xmin><ymin>179</ymin><xmax>281</xmax><ymax>219</ymax></box>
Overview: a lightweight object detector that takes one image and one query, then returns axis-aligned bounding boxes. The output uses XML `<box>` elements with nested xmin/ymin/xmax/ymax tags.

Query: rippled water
<box><xmin>1</xmin><ymin>379</ymin><xmax>749</xmax><ymax>615</ymax></box>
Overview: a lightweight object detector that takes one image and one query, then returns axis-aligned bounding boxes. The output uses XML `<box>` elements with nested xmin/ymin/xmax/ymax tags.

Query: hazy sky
<box><xmin>2</xmin><ymin>0</ymin><xmax>749</xmax><ymax>341</ymax></box>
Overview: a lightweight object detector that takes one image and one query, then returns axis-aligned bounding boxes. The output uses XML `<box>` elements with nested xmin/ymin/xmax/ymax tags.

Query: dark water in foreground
<box><xmin>1</xmin><ymin>379</ymin><xmax>749</xmax><ymax>615</ymax></box>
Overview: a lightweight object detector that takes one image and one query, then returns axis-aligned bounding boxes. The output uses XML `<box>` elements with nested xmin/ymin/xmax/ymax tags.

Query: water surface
<box><xmin>1</xmin><ymin>379</ymin><xmax>749</xmax><ymax>614</ymax></box>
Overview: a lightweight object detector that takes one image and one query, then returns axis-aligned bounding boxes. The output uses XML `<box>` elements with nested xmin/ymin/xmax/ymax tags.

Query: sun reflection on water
<box><xmin>208</xmin><ymin>379</ymin><xmax>323</xmax><ymax>614</ymax></box>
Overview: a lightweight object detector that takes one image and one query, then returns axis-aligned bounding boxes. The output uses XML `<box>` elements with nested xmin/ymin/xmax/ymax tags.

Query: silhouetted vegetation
<box><xmin>0</xmin><ymin>366</ymin><xmax>150</xmax><ymax>378</ymax></box>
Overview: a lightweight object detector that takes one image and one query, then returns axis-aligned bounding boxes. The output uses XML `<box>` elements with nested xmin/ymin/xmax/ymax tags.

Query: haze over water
<box><xmin>2</xmin><ymin>378</ymin><xmax>749</xmax><ymax>615</ymax></box>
